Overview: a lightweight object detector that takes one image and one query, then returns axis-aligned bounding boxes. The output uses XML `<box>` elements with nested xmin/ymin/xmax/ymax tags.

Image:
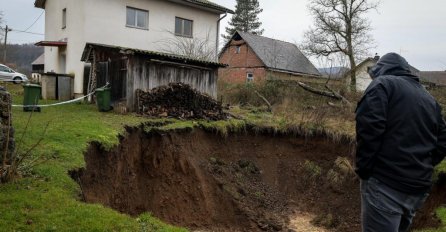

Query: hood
<box><xmin>368</xmin><ymin>53</ymin><xmax>417</xmax><ymax>79</ymax></box>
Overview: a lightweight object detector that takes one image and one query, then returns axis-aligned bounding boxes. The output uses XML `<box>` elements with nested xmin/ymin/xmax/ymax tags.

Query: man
<box><xmin>356</xmin><ymin>53</ymin><xmax>446</xmax><ymax>232</ymax></box>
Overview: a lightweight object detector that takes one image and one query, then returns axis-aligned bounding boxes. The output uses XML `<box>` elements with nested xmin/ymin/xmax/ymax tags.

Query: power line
<box><xmin>23</xmin><ymin>10</ymin><xmax>44</xmax><ymax>32</ymax></box>
<box><xmin>10</xmin><ymin>29</ymin><xmax>44</xmax><ymax>36</ymax></box>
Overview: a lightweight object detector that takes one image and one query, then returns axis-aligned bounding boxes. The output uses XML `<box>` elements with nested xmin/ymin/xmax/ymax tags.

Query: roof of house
<box><xmin>32</xmin><ymin>53</ymin><xmax>45</xmax><ymax>65</ymax></box>
<box><xmin>420</xmin><ymin>71</ymin><xmax>446</xmax><ymax>86</ymax></box>
<box><xmin>222</xmin><ymin>31</ymin><xmax>321</xmax><ymax>77</ymax></box>
<box><xmin>81</xmin><ymin>43</ymin><xmax>226</xmax><ymax>68</ymax></box>
<box><xmin>35</xmin><ymin>0</ymin><xmax>233</xmax><ymax>13</ymax></box>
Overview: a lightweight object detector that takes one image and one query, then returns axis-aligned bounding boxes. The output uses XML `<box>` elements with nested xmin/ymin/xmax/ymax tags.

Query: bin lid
<box><xmin>96</xmin><ymin>87</ymin><xmax>110</xmax><ymax>91</ymax></box>
<box><xmin>23</xmin><ymin>84</ymin><xmax>42</xmax><ymax>88</ymax></box>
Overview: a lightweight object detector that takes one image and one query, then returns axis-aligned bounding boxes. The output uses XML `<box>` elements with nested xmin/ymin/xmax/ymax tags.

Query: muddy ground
<box><xmin>71</xmin><ymin>126</ymin><xmax>444</xmax><ymax>232</ymax></box>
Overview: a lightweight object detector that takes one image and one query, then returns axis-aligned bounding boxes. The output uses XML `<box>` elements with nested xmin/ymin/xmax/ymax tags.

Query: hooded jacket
<box><xmin>355</xmin><ymin>53</ymin><xmax>446</xmax><ymax>194</ymax></box>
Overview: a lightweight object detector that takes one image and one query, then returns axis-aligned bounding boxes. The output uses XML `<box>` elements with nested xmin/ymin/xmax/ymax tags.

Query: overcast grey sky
<box><xmin>1</xmin><ymin>0</ymin><xmax>445</xmax><ymax>70</ymax></box>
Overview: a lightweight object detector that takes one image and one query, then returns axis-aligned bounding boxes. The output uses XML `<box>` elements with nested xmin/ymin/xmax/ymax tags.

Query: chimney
<box><xmin>374</xmin><ymin>53</ymin><xmax>380</xmax><ymax>61</ymax></box>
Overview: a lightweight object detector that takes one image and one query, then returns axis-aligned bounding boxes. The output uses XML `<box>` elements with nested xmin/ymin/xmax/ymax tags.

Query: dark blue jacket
<box><xmin>355</xmin><ymin>53</ymin><xmax>446</xmax><ymax>194</ymax></box>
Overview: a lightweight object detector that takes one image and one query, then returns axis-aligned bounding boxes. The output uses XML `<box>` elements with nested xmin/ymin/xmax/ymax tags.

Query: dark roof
<box><xmin>224</xmin><ymin>31</ymin><xmax>321</xmax><ymax>76</ymax></box>
<box><xmin>81</xmin><ymin>43</ymin><xmax>226</xmax><ymax>68</ymax></box>
<box><xmin>35</xmin><ymin>0</ymin><xmax>233</xmax><ymax>13</ymax></box>
<box><xmin>420</xmin><ymin>71</ymin><xmax>446</xmax><ymax>86</ymax></box>
<box><xmin>35</xmin><ymin>41</ymin><xmax>67</xmax><ymax>47</ymax></box>
<box><xmin>171</xmin><ymin>0</ymin><xmax>234</xmax><ymax>13</ymax></box>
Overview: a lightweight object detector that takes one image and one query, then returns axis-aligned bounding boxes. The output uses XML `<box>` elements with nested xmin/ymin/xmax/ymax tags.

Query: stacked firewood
<box><xmin>136</xmin><ymin>83</ymin><xmax>228</xmax><ymax>120</ymax></box>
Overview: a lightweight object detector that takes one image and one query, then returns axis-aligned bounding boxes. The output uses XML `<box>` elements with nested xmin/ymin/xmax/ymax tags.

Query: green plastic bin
<box><xmin>96</xmin><ymin>87</ymin><xmax>112</xmax><ymax>112</ymax></box>
<box><xmin>23</xmin><ymin>84</ymin><xmax>41</xmax><ymax>112</ymax></box>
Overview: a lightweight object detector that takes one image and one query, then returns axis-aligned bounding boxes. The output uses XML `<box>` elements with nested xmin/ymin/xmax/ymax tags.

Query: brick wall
<box><xmin>218</xmin><ymin>40</ymin><xmax>322</xmax><ymax>85</ymax></box>
<box><xmin>219</xmin><ymin>39</ymin><xmax>266</xmax><ymax>84</ymax></box>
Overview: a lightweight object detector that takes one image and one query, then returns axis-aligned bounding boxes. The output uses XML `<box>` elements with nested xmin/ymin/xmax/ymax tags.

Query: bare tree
<box><xmin>158</xmin><ymin>30</ymin><xmax>217</xmax><ymax>62</ymax></box>
<box><xmin>301</xmin><ymin>0</ymin><xmax>379</xmax><ymax>91</ymax></box>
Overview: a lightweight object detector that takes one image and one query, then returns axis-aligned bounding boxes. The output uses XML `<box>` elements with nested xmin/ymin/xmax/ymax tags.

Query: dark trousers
<box><xmin>361</xmin><ymin>177</ymin><xmax>429</xmax><ymax>232</ymax></box>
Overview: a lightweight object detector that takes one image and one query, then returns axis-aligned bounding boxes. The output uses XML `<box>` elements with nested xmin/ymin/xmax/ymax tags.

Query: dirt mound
<box><xmin>71</xmin><ymin>127</ymin><xmax>445</xmax><ymax>232</ymax></box>
<box><xmin>136</xmin><ymin>83</ymin><xmax>228</xmax><ymax>120</ymax></box>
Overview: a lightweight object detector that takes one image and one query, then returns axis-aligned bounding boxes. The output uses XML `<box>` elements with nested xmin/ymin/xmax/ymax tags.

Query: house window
<box><xmin>175</xmin><ymin>17</ymin><xmax>193</xmax><ymax>37</ymax></box>
<box><xmin>247</xmin><ymin>73</ymin><xmax>254</xmax><ymax>83</ymax></box>
<box><xmin>235</xmin><ymin>46</ymin><xmax>241</xmax><ymax>54</ymax></box>
<box><xmin>62</xmin><ymin>8</ymin><xmax>67</xmax><ymax>29</ymax></box>
<box><xmin>126</xmin><ymin>7</ymin><xmax>148</xmax><ymax>29</ymax></box>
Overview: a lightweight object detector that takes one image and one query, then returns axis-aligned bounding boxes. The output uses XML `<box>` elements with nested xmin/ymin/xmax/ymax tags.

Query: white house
<box><xmin>345</xmin><ymin>55</ymin><xmax>420</xmax><ymax>91</ymax></box>
<box><xmin>34</xmin><ymin>0</ymin><xmax>233</xmax><ymax>98</ymax></box>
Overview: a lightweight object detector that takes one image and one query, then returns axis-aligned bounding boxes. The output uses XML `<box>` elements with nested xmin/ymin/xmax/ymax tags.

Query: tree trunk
<box><xmin>348</xmin><ymin>53</ymin><xmax>357</xmax><ymax>92</ymax></box>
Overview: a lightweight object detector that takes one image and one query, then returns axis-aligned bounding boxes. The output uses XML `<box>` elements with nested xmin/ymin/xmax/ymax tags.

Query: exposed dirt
<box><xmin>71</xmin><ymin>126</ymin><xmax>445</xmax><ymax>232</ymax></box>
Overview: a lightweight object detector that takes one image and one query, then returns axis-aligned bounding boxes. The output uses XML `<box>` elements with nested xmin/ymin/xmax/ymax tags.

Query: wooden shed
<box><xmin>81</xmin><ymin>43</ymin><xmax>225</xmax><ymax>111</ymax></box>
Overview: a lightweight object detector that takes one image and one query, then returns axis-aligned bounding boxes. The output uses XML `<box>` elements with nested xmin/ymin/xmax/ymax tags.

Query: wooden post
<box><xmin>87</xmin><ymin>49</ymin><xmax>98</xmax><ymax>102</ymax></box>
<box><xmin>3</xmin><ymin>25</ymin><xmax>12</xmax><ymax>63</ymax></box>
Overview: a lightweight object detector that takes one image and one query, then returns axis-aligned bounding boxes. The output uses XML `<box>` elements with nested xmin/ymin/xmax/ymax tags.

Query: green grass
<box><xmin>0</xmin><ymin>84</ymin><xmax>187</xmax><ymax>232</ymax></box>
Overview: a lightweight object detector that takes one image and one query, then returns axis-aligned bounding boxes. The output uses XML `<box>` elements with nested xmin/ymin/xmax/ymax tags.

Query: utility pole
<box><xmin>3</xmin><ymin>25</ymin><xmax>12</xmax><ymax>63</ymax></box>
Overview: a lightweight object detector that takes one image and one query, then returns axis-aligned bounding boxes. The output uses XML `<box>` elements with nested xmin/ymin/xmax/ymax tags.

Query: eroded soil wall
<box><xmin>73</xmin><ymin>127</ymin><xmax>443</xmax><ymax>232</ymax></box>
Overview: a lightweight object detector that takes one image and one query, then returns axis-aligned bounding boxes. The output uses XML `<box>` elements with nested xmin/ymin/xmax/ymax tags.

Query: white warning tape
<box><xmin>12</xmin><ymin>91</ymin><xmax>96</xmax><ymax>108</ymax></box>
<box><xmin>0</xmin><ymin>79</ymin><xmax>29</xmax><ymax>83</ymax></box>
<box><xmin>11</xmin><ymin>83</ymin><xmax>110</xmax><ymax>108</ymax></box>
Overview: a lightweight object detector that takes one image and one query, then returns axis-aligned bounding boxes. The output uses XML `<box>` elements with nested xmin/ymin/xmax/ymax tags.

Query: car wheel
<box><xmin>13</xmin><ymin>77</ymin><xmax>22</xmax><ymax>84</ymax></box>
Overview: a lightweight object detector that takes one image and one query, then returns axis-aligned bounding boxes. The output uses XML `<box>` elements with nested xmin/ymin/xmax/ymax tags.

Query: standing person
<box><xmin>355</xmin><ymin>53</ymin><xmax>446</xmax><ymax>232</ymax></box>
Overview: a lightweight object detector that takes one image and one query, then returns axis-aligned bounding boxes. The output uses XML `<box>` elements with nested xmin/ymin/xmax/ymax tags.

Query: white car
<box><xmin>0</xmin><ymin>64</ymin><xmax>29</xmax><ymax>84</ymax></box>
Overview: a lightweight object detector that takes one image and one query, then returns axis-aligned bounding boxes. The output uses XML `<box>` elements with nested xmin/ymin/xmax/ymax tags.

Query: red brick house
<box><xmin>219</xmin><ymin>31</ymin><xmax>321</xmax><ymax>84</ymax></box>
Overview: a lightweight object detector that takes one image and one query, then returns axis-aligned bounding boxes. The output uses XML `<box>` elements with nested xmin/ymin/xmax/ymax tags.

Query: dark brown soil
<box><xmin>71</xmin><ymin>126</ymin><xmax>445</xmax><ymax>232</ymax></box>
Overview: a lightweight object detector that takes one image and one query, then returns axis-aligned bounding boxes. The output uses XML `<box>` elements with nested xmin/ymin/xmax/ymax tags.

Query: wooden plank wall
<box><xmin>126</xmin><ymin>56</ymin><xmax>217</xmax><ymax>111</ymax></box>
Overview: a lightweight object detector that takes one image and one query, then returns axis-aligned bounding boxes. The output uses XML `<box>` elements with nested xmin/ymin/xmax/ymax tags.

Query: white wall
<box><xmin>43</xmin><ymin>0</ymin><xmax>86</xmax><ymax>96</ymax></box>
<box><xmin>356</xmin><ymin>60</ymin><xmax>376</xmax><ymax>92</ymax></box>
<box><xmin>44</xmin><ymin>0</ymin><xmax>221</xmax><ymax>96</ymax></box>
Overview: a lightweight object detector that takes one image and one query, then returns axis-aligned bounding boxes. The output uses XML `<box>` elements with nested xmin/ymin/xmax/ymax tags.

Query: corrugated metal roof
<box><xmin>35</xmin><ymin>0</ymin><xmax>233</xmax><ymax>13</ymax></box>
<box><xmin>234</xmin><ymin>31</ymin><xmax>321</xmax><ymax>76</ymax></box>
<box><xmin>81</xmin><ymin>43</ymin><xmax>226</xmax><ymax>68</ymax></box>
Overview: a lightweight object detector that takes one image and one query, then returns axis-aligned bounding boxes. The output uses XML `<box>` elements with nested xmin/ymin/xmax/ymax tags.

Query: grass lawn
<box><xmin>0</xmin><ymin>83</ymin><xmax>187</xmax><ymax>232</ymax></box>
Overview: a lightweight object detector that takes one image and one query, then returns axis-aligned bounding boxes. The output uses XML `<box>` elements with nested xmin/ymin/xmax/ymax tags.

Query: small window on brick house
<box><xmin>247</xmin><ymin>73</ymin><xmax>254</xmax><ymax>83</ymax></box>
<box><xmin>62</xmin><ymin>8</ymin><xmax>67</xmax><ymax>29</ymax></box>
<box><xmin>235</xmin><ymin>46</ymin><xmax>241</xmax><ymax>54</ymax></box>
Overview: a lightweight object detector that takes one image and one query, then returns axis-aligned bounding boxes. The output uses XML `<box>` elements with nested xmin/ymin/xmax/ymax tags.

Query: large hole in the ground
<box><xmin>71</xmin><ymin>125</ymin><xmax>446</xmax><ymax>232</ymax></box>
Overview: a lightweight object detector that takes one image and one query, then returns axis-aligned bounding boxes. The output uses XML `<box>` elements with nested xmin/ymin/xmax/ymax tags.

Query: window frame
<box><xmin>126</xmin><ymin>6</ymin><xmax>149</xmax><ymax>30</ymax></box>
<box><xmin>235</xmin><ymin>46</ymin><xmax>241</xmax><ymax>54</ymax></box>
<box><xmin>62</xmin><ymin>8</ymin><xmax>67</xmax><ymax>29</ymax></box>
<box><xmin>246</xmin><ymin>73</ymin><xmax>254</xmax><ymax>83</ymax></box>
<box><xmin>175</xmin><ymin>17</ymin><xmax>193</xmax><ymax>38</ymax></box>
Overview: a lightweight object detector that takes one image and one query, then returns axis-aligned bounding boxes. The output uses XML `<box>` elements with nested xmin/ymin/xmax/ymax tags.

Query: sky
<box><xmin>0</xmin><ymin>0</ymin><xmax>445</xmax><ymax>71</ymax></box>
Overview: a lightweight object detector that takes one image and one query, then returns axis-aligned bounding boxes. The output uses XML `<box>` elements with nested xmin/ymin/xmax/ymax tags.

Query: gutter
<box><xmin>216</xmin><ymin>12</ymin><xmax>227</xmax><ymax>62</ymax></box>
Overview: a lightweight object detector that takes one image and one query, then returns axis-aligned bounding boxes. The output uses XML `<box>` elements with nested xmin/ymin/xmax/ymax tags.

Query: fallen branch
<box><xmin>297</xmin><ymin>82</ymin><xmax>342</xmax><ymax>100</ymax></box>
<box><xmin>324</xmin><ymin>84</ymin><xmax>352</xmax><ymax>106</ymax></box>
<box><xmin>254</xmin><ymin>90</ymin><xmax>272</xmax><ymax>112</ymax></box>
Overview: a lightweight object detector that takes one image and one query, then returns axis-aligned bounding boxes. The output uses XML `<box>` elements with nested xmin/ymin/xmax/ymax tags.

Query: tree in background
<box><xmin>223</xmin><ymin>0</ymin><xmax>264</xmax><ymax>40</ymax></box>
<box><xmin>301</xmin><ymin>0</ymin><xmax>379</xmax><ymax>91</ymax></box>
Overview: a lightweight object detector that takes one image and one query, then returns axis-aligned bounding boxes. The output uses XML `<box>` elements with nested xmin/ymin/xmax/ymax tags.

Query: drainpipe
<box><xmin>216</xmin><ymin>12</ymin><xmax>227</xmax><ymax>62</ymax></box>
